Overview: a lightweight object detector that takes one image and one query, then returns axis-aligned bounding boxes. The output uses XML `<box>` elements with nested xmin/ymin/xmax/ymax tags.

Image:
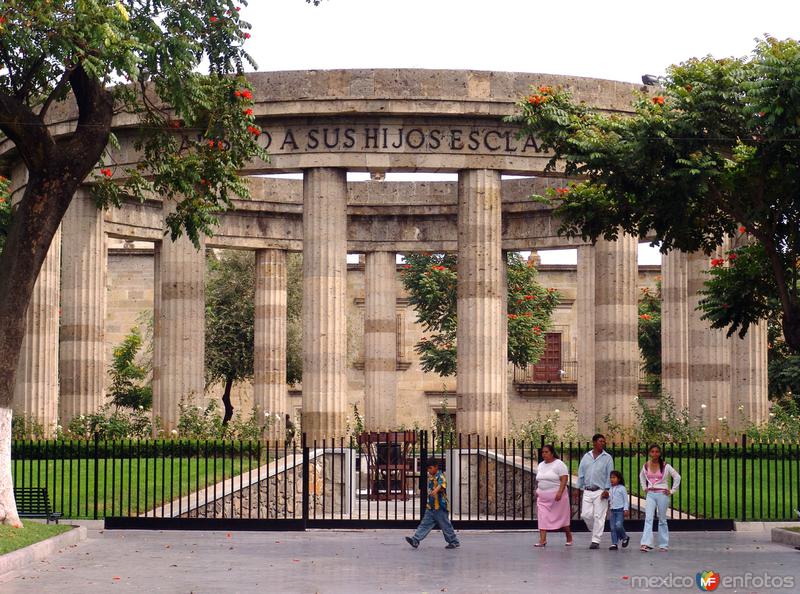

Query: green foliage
<box><xmin>638</xmin><ymin>283</ymin><xmax>662</xmax><ymax>391</ymax></box>
<box><xmin>400</xmin><ymin>252</ymin><xmax>560</xmax><ymax>376</ymax></box>
<box><xmin>513</xmin><ymin>406</ymin><xmax>583</xmax><ymax>445</ymax></box>
<box><xmin>0</xmin><ymin>0</ymin><xmax>267</xmax><ymax>245</ymax></box>
<box><xmin>64</xmin><ymin>405</ymin><xmax>153</xmax><ymax>440</ymax></box>
<box><xmin>286</xmin><ymin>253</ymin><xmax>303</xmax><ymax>386</ymax></box>
<box><xmin>508</xmin><ymin>37</ymin><xmax>800</xmax><ymax>352</ymax></box>
<box><xmin>745</xmin><ymin>400</ymin><xmax>800</xmax><ymax>442</ymax></box>
<box><xmin>175</xmin><ymin>399</ymin><xmax>273</xmax><ymax>440</ymax></box>
<box><xmin>108</xmin><ymin>327</ymin><xmax>152</xmax><ymax>410</ymax></box>
<box><xmin>634</xmin><ymin>393</ymin><xmax>703</xmax><ymax>444</ymax></box>
<box><xmin>11</xmin><ymin>414</ymin><xmax>45</xmax><ymax>440</ymax></box>
<box><xmin>205</xmin><ymin>250</ymin><xmax>255</xmax><ymax>389</ymax></box>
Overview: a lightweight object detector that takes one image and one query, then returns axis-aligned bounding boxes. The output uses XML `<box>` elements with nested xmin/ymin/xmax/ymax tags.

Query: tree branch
<box><xmin>0</xmin><ymin>91</ymin><xmax>55</xmax><ymax>170</ymax></box>
<box><xmin>38</xmin><ymin>66</ymin><xmax>75</xmax><ymax>120</ymax></box>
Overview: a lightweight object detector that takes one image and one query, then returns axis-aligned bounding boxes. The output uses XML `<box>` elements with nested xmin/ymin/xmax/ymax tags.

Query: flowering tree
<box><xmin>400</xmin><ymin>252</ymin><xmax>560</xmax><ymax>377</ymax></box>
<box><xmin>0</xmin><ymin>1</ymin><xmax>268</xmax><ymax>528</ymax></box>
<box><xmin>507</xmin><ymin>37</ymin><xmax>800</xmax><ymax>354</ymax></box>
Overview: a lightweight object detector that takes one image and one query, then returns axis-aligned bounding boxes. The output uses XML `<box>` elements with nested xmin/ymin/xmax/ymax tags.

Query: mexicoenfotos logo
<box><xmin>696</xmin><ymin>571</ymin><xmax>720</xmax><ymax>591</ymax></box>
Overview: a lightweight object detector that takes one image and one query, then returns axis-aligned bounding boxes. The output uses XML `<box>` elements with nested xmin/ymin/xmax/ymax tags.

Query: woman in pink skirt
<box><xmin>534</xmin><ymin>444</ymin><xmax>573</xmax><ymax>547</ymax></box>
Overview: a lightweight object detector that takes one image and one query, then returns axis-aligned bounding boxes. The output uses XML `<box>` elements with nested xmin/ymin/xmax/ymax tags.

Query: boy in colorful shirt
<box><xmin>405</xmin><ymin>459</ymin><xmax>460</xmax><ymax>549</ymax></box>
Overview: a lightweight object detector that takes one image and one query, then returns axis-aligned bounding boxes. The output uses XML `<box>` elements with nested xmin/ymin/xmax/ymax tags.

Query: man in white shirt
<box><xmin>577</xmin><ymin>433</ymin><xmax>613</xmax><ymax>549</ymax></box>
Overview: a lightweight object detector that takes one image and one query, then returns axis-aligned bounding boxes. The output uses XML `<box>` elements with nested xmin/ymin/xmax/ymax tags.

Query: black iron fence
<box><xmin>11</xmin><ymin>433</ymin><xmax>799</xmax><ymax>529</ymax></box>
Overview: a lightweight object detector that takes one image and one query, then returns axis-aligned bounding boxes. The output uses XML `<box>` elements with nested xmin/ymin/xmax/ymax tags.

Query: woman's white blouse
<box><xmin>536</xmin><ymin>459</ymin><xmax>569</xmax><ymax>491</ymax></box>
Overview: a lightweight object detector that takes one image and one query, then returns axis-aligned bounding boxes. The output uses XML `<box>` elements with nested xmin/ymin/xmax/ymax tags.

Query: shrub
<box><xmin>11</xmin><ymin>414</ymin><xmax>45</xmax><ymax>440</ymax></box>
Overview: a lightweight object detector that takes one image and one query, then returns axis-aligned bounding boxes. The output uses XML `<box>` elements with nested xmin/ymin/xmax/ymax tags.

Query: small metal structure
<box><xmin>357</xmin><ymin>431</ymin><xmax>417</xmax><ymax>501</ymax></box>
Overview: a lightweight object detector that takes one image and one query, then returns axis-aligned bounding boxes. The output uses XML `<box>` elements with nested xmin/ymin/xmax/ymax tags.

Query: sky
<box><xmin>237</xmin><ymin>0</ymin><xmax>800</xmax><ymax>264</ymax></box>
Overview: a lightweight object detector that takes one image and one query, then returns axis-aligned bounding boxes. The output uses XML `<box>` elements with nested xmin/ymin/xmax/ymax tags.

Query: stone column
<box><xmin>59</xmin><ymin>190</ymin><xmax>106</xmax><ymax>424</ymax></box>
<box><xmin>576</xmin><ymin>244</ymin><xmax>596</xmax><ymax>431</ymax></box>
<box><xmin>152</xmin><ymin>242</ymin><xmax>162</xmax><ymax>433</ymax></box>
<box><xmin>661</xmin><ymin>250</ymin><xmax>690</xmax><ymax>409</ymax></box>
<box><xmin>730</xmin><ymin>322</ymin><xmax>768</xmax><ymax>425</ymax></box>
<box><xmin>254</xmin><ymin>249</ymin><xmax>288</xmax><ymax>438</ymax></box>
<box><xmin>593</xmin><ymin>235</ymin><xmax>639</xmax><ymax>429</ymax></box>
<box><xmin>154</xmin><ymin>202</ymin><xmax>206</xmax><ymax>430</ymax></box>
<box><xmin>456</xmin><ymin>169</ymin><xmax>505</xmax><ymax>438</ymax></box>
<box><xmin>364</xmin><ymin>251</ymin><xmax>398</xmax><ymax>429</ymax></box>
<box><xmin>302</xmin><ymin>168</ymin><xmax>348</xmax><ymax>441</ymax></box>
<box><xmin>13</xmin><ymin>229</ymin><xmax>61</xmax><ymax>436</ymax></box>
<box><xmin>687</xmin><ymin>250</ymin><xmax>731</xmax><ymax>425</ymax></box>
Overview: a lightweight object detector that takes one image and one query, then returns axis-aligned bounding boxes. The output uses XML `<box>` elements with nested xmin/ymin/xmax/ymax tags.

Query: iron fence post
<box><xmin>740</xmin><ymin>433</ymin><xmax>747</xmax><ymax>523</ymax></box>
<box><xmin>301</xmin><ymin>433</ymin><xmax>309</xmax><ymax>530</ymax></box>
<box><xmin>93</xmin><ymin>432</ymin><xmax>100</xmax><ymax>520</ymax></box>
<box><xmin>419</xmin><ymin>430</ymin><xmax>428</xmax><ymax>519</ymax></box>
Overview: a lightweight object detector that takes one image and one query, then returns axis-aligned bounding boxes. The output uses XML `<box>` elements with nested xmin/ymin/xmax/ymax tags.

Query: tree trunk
<box><xmin>0</xmin><ymin>407</ymin><xmax>22</xmax><ymax>527</ymax></box>
<box><xmin>221</xmin><ymin>375</ymin><xmax>235</xmax><ymax>425</ymax></box>
<box><xmin>784</xmin><ymin>305</ymin><xmax>800</xmax><ymax>353</ymax></box>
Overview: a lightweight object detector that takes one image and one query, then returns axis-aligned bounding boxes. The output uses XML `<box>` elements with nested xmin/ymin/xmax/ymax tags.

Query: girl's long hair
<box><xmin>610</xmin><ymin>470</ymin><xmax>625</xmax><ymax>486</ymax></box>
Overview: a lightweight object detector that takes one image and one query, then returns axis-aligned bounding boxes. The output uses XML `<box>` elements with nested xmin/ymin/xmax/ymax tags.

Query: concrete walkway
<box><xmin>1</xmin><ymin>528</ymin><xmax>797</xmax><ymax>593</ymax></box>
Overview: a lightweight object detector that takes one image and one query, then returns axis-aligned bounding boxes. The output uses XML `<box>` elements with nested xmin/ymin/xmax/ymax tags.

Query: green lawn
<box><xmin>564</xmin><ymin>453</ymin><xmax>800</xmax><ymax>521</ymax></box>
<box><xmin>12</xmin><ymin>456</ymin><xmax>259</xmax><ymax>519</ymax></box>
<box><xmin>0</xmin><ymin>521</ymin><xmax>72</xmax><ymax>555</ymax></box>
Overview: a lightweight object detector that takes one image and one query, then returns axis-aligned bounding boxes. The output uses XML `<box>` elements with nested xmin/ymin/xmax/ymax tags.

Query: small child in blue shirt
<box><xmin>608</xmin><ymin>470</ymin><xmax>630</xmax><ymax>550</ymax></box>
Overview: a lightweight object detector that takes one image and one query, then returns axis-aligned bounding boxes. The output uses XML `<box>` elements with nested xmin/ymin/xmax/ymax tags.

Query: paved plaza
<box><xmin>1</xmin><ymin>527</ymin><xmax>798</xmax><ymax>593</ymax></box>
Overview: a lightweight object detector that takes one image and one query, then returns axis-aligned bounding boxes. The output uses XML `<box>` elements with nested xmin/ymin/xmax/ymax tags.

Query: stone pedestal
<box><xmin>59</xmin><ymin>191</ymin><xmax>106</xmax><ymax>424</ymax></box>
<box><xmin>364</xmin><ymin>251</ymin><xmax>398</xmax><ymax>429</ymax></box>
<box><xmin>456</xmin><ymin>169</ymin><xmax>505</xmax><ymax>438</ymax></box>
<box><xmin>576</xmin><ymin>245</ymin><xmax>596</xmax><ymax>431</ymax></box>
<box><xmin>687</xmin><ymin>250</ymin><xmax>731</xmax><ymax>423</ymax></box>
<box><xmin>13</xmin><ymin>229</ymin><xmax>61</xmax><ymax>436</ymax></box>
<box><xmin>153</xmin><ymin>204</ymin><xmax>206</xmax><ymax>430</ymax></box>
<box><xmin>661</xmin><ymin>250</ymin><xmax>690</xmax><ymax>409</ymax></box>
<box><xmin>302</xmin><ymin>168</ymin><xmax>348</xmax><ymax>441</ymax></box>
<box><xmin>254</xmin><ymin>249</ymin><xmax>288</xmax><ymax>438</ymax></box>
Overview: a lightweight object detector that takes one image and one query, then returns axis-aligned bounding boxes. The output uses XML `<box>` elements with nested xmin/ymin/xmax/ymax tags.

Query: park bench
<box><xmin>14</xmin><ymin>487</ymin><xmax>62</xmax><ymax>524</ymax></box>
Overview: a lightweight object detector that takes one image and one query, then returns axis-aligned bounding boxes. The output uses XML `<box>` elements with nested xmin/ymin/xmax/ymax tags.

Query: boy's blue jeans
<box><xmin>412</xmin><ymin>508</ymin><xmax>459</xmax><ymax>545</ymax></box>
<box><xmin>609</xmin><ymin>508</ymin><xmax>627</xmax><ymax>545</ymax></box>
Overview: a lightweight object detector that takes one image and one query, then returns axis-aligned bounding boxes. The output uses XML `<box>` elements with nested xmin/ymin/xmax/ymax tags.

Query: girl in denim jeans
<box><xmin>639</xmin><ymin>445</ymin><xmax>682</xmax><ymax>552</ymax></box>
<box><xmin>608</xmin><ymin>470</ymin><xmax>630</xmax><ymax>550</ymax></box>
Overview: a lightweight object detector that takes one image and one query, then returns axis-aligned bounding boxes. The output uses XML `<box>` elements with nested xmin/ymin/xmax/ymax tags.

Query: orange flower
<box><xmin>241</xmin><ymin>89</ymin><xmax>253</xmax><ymax>100</ymax></box>
<box><xmin>244</xmin><ymin>32</ymin><xmax>251</xmax><ymax>39</ymax></box>
<box><xmin>100</xmin><ymin>168</ymin><xmax>112</xmax><ymax>178</ymax></box>
<box><xmin>728</xmin><ymin>252</ymin><xmax>737</xmax><ymax>261</ymax></box>
<box><xmin>243</xmin><ymin>108</ymin><xmax>253</xmax><ymax>116</ymax></box>
<box><xmin>710</xmin><ymin>258</ymin><xmax>724</xmax><ymax>267</ymax></box>
<box><xmin>209</xmin><ymin>16</ymin><xmax>218</xmax><ymax>23</ymax></box>
<box><xmin>738</xmin><ymin>225</ymin><xmax>746</xmax><ymax>234</ymax></box>
<box><xmin>527</xmin><ymin>95</ymin><xmax>543</xmax><ymax>106</ymax></box>
<box><xmin>652</xmin><ymin>96</ymin><xmax>665</xmax><ymax>106</ymax></box>
<box><xmin>234</xmin><ymin>90</ymin><xmax>241</xmax><ymax>98</ymax></box>
<box><xmin>538</xmin><ymin>85</ymin><xmax>553</xmax><ymax>94</ymax></box>
<box><xmin>639</xmin><ymin>314</ymin><xmax>651</xmax><ymax>320</ymax></box>
<box><xmin>555</xmin><ymin>187</ymin><xmax>570</xmax><ymax>196</ymax></box>
<box><xmin>524</xmin><ymin>295</ymin><xmax>534</xmax><ymax>300</ymax></box>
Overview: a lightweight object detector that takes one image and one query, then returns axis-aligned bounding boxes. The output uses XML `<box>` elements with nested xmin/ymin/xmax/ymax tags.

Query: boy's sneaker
<box><xmin>589</xmin><ymin>542</ymin><xmax>600</xmax><ymax>549</ymax></box>
<box><xmin>405</xmin><ymin>537</ymin><xmax>419</xmax><ymax>549</ymax></box>
<box><xmin>445</xmin><ymin>542</ymin><xmax>460</xmax><ymax>549</ymax></box>
<box><xmin>609</xmin><ymin>544</ymin><xmax>618</xmax><ymax>550</ymax></box>
<box><xmin>622</xmin><ymin>536</ymin><xmax>630</xmax><ymax>548</ymax></box>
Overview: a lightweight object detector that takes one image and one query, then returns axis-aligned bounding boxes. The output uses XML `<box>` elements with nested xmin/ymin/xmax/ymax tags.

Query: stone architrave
<box><xmin>456</xmin><ymin>169</ymin><xmax>505</xmax><ymax>438</ymax></box>
<box><xmin>254</xmin><ymin>249</ymin><xmax>288</xmax><ymax>438</ymax></box>
<box><xmin>59</xmin><ymin>190</ymin><xmax>107</xmax><ymax>425</ymax></box>
<box><xmin>364</xmin><ymin>251</ymin><xmax>398</xmax><ymax>429</ymax></box>
<box><xmin>13</xmin><ymin>229</ymin><xmax>61</xmax><ymax>436</ymax></box>
<box><xmin>302</xmin><ymin>168</ymin><xmax>348</xmax><ymax>441</ymax></box>
<box><xmin>153</xmin><ymin>202</ymin><xmax>206</xmax><ymax>430</ymax></box>
<box><xmin>661</xmin><ymin>250</ymin><xmax>690</xmax><ymax>409</ymax></box>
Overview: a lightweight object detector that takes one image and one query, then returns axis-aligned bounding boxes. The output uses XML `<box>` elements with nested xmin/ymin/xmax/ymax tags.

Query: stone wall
<box><xmin>180</xmin><ymin>452</ymin><xmax>348</xmax><ymax>519</ymax></box>
<box><xmin>451</xmin><ymin>451</ymin><xmax>537</xmax><ymax>519</ymax></box>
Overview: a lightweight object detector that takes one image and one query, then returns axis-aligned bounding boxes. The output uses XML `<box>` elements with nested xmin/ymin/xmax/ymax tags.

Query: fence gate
<box><xmin>13</xmin><ymin>433</ymin><xmax>796</xmax><ymax>530</ymax></box>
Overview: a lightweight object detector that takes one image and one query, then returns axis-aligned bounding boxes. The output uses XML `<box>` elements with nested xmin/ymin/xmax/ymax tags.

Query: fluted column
<box><xmin>661</xmin><ymin>250</ymin><xmax>690</xmax><ymax>409</ymax></box>
<box><xmin>152</xmin><ymin>242</ymin><xmax>162</xmax><ymax>434</ymax></box>
<box><xmin>254</xmin><ymin>249</ymin><xmax>288</xmax><ymax>438</ymax></box>
<box><xmin>456</xmin><ymin>169</ymin><xmax>505</xmax><ymax>438</ymax></box>
<box><xmin>154</xmin><ymin>202</ymin><xmax>206</xmax><ymax>430</ymax></box>
<box><xmin>59</xmin><ymin>190</ymin><xmax>106</xmax><ymax>424</ymax></box>
<box><xmin>302</xmin><ymin>168</ymin><xmax>348</xmax><ymax>441</ymax></box>
<box><xmin>687</xmin><ymin>250</ymin><xmax>731</xmax><ymax>424</ymax></box>
<box><xmin>594</xmin><ymin>235</ymin><xmax>639</xmax><ymax>429</ymax></box>
<box><xmin>730</xmin><ymin>321</ymin><xmax>768</xmax><ymax>426</ymax></box>
<box><xmin>364</xmin><ymin>251</ymin><xmax>397</xmax><ymax>429</ymax></box>
<box><xmin>13</xmin><ymin>229</ymin><xmax>61</xmax><ymax>436</ymax></box>
<box><xmin>576</xmin><ymin>244</ymin><xmax>596</xmax><ymax>431</ymax></box>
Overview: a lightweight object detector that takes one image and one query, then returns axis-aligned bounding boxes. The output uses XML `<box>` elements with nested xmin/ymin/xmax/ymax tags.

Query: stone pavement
<box><xmin>1</xmin><ymin>528</ymin><xmax>798</xmax><ymax>593</ymax></box>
